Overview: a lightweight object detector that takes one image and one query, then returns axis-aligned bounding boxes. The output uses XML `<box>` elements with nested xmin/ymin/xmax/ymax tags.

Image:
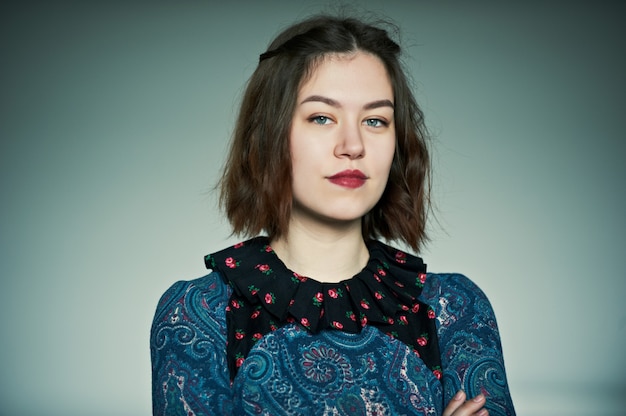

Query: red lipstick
<box><xmin>327</xmin><ymin>169</ymin><xmax>368</xmax><ymax>189</ymax></box>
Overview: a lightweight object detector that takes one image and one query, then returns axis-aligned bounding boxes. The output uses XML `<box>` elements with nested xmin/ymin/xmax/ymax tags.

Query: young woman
<box><xmin>151</xmin><ymin>15</ymin><xmax>515</xmax><ymax>415</ymax></box>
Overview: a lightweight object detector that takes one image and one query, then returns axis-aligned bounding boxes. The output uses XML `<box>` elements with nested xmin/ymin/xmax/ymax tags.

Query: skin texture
<box><xmin>271</xmin><ymin>51</ymin><xmax>396</xmax><ymax>283</ymax></box>
<box><xmin>443</xmin><ymin>391</ymin><xmax>489</xmax><ymax>416</ymax></box>
<box><xmin>289</xmin><ymin>52</ymin><xmax>396</xmax><ymax>231</ymax></box>
<box><xmin>272</xmin><ymin>50</ymin><xmax>489</xmax><ymax>413</ymax></box>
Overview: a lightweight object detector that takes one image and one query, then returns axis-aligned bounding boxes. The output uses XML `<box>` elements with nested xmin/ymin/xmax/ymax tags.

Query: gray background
<box><xmin>1</xmin><ymin>1</ymin><xmax>624</xmax><ymax>415</ymax></box>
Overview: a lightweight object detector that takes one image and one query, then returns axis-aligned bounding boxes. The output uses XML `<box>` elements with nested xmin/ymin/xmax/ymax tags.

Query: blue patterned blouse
<box><xmin>151</xmin><ymin>240</ymin><xmax>515</xmax><ymax>415</ymax></box>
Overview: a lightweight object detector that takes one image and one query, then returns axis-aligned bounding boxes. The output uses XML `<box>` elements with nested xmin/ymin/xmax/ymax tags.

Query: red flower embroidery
<box><xmin>233</xmin><ymin>242</ymin><xmax>244</xmax><ymax>249</ymax></box>
<box><xmin>360</xmin><ymin>299</ymin><xmax>370</xmax><ymax>309</ymax></box>
<box><xmin>264</xmin><ymin>245</ymin><xmax>273</xmax><ymax>252</ymax></box>
<box><xmin>417</xmin><ymin>335</ymin><xmax>428</xmax><ymax>347</ymax></box>
<box><xmin>235</xmin><ymin>330</ymin><xmax>245</xmax><ymax>340</ymax></box>
<box><xmin>411</xmin><ymin>303</ymin><xmax>420</xmax><ymax>313</ymax></box>
<box><xmin>377</xmin><ymin>268</ymin><xmax>387</xmax><ymax>276</ymax></box>
<box><xmin>328</xmin><ymin>288</ymin><xmax>342</xmax><ymax>299</ymax></box>
<box><xmin>395</xmin><ymin>251</ymin><xmax>407</xmax><ymax>264</ymax></box>
<box><xmin>399</xmin><ymin>315</ymin><xmax>408</xmax><ymax>325</ymax></box>
<box><xmin>256</xmin><ymin>264</ymin><xmax>271</xmax><ymax>274</ymax></box>
<box><xmin>374</xmin><ymin>291</ymin><xmax>384</xmax><ymax>300</ymax></box>
<box><xmin>418</xmin><ymin>273</ymin><xmax>427</xmax><ymax>284</ymax></box>
<box><xmin>387</xmin><ymin>317</ymin><xmax>394</xmax><ymax>325</ymax></box>
<box><xmin>264</xmin><ymin>292</ymin><xmax>275</xmax><ymax>304</ymax></box>
<box><xmin>428</xmin><ymin>308</ymin><xmax>436</xmax><ymax>319</ymax></box>
<box><xmin>432</xmin><ymin>368</ymin><xmax>443</xmax><ymax>380</ymax></box>
<box><xmin>231</xmin><ymin>299</ymin><xmax>242</xmax><ymax>309</ymax></box>
<box><xmin>312</xmin><ymin>292</ymin><xmax>324</xmax><ymax>306</ymax></box>
<box><xmin>346</xmin><ymin>311</ymin><xmax>356</xmax><ymax>321</ymax></box>
<box><xmin>360</xmin><ymin>314</ymin><xmax>368</xmax><ymax>326</ymax></box>
<box><xmin>293</xmin><ymin>272</ymin><xmax>307</xmax><ymax>282</ymax></box>
<box><xmin>301</xmin><ymin>317</ymin><xmax>310</xmax><ymax>327</ymax></box>
<box><xmin>235</xmin><ymin>356</ymin><xmax>245</xmax><ymax>368</ymax></box>
<box><xmin>373</xmin><ymin>273</ymin><xmax>381</xmax><ymax>282</ymax></box>
<box><xmin>252</xmin><ymin>333</ymin><xmax>262</xmax><ymax>341</ymax></box>
<box><xmin>225</xmin><ymin>257</ymin><xmax>238</xmax><ymax>269</ymax></box>
<box><xmin>332</xmin><ymin>321</ymin><xmax>343</xmax><ymax>329</ymax></box>
<box><xmin>250</xmin><ymin>310</ymin><xmax>261</xmax><ymax>319</ymax></box>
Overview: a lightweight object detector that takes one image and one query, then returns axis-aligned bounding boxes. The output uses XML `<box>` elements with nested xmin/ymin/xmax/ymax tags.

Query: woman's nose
<box><xmin>334</xmin><ymin>122</ymin><xmax>365</xmax><ymax>159</ymax></box>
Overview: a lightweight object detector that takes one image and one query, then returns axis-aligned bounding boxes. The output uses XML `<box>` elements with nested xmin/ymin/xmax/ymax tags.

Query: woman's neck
<box><xmin>270</xmin><ymin>217</ymin><xmax>369</xmax><ymax>283</ymax></box>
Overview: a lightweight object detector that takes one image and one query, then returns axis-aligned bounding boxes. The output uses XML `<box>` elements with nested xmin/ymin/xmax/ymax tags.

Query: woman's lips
<box><xmin>327</xmin><ymin>169</ymin><xmax>368</xmax><ymax>188</ymax></box>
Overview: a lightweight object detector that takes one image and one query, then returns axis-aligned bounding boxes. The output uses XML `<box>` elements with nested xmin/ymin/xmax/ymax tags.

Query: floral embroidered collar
<box><xmin>205</xmin><ymin>236</ymin><xmax>442</xmax><ymax>381</ymax></box>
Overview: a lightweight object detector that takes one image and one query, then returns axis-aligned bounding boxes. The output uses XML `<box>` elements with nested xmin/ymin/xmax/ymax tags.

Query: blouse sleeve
<box><xmin>424</xmin><ymin>273</ymin><xmax>516</xmax><ymax>415</ymax></box>
<box><xmin>150</xmin><ymin>273</ymin><xmax>233</xmax><ymax>415</ymax></box>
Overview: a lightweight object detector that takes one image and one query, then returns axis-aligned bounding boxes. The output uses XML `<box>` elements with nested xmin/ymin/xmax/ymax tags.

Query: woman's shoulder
<box><xmin>424</xmin><ymin>272</ymin><xmax>487</xmax><ymax>298</ymax></box>
<box><xmin>422</xmin><ymin>272</ymin><xmax>490</xmax><ymax>305</ymax></box>
<box><xmin>158</xmin><ymin>270</ymin><xmax>230</xmax><ymax>300</ymax></box>
<box><xmin>152</xmin><ymin>271</ymin><xmax>231</xmax><ymax>331</ymax></box>
<box><xmin>421</xmin><ymin>272</ymin><xmax>499</xmax><ymax>333</ymax></box>
<box><xmin>150</xmin><ymin>271</ymin><xmax>234</xmax><ymax>414</ymax></box>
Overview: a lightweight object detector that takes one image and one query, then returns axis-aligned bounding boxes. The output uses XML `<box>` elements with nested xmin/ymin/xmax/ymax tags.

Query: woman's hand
<box><xmin>443</xmin><ymin>390</ymin><xmax>489</xmax><ymax>416</ymax></box>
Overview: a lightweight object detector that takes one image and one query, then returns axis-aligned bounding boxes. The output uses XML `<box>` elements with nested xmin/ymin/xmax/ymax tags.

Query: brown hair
<box><xmin>219</xmin><ymin>15</ymin><xmax>431</xmax><ymax>252</ymax></box>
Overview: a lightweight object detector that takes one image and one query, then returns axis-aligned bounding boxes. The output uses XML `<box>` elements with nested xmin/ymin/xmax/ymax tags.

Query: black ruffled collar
<box><xmin>205</xmin><ymin>237</ymin><xmax>442</xmax><ymax>381</ymax></box>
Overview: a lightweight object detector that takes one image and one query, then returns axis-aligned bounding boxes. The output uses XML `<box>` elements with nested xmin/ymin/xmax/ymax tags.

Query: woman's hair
<box><xmin>219</xmin><ymin>14</ymin><xmax>431</xmax><ymax>252</ymax></box>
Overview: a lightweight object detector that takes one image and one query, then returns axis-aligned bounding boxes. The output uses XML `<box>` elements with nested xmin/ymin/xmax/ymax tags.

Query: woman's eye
<box><xmin>310</xmin><ymin>115</ymin><xmax>332</xmax><ymax>125</ymax></box>
<box><xmin>364</xmin><ymin>118</ymin><xmax>387</xmax><ymax>128</ymax></box>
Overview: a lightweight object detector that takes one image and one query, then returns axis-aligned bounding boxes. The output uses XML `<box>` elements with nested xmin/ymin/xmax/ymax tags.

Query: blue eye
<box><xmin>310</xmin><ymin>115</ymin><xmax>331</xmax><ymax>125</ymax></box>
<box><xmin>365</xmin><ymin>118</ymin><xmax>387</xmax><ymax>127</ymax></box>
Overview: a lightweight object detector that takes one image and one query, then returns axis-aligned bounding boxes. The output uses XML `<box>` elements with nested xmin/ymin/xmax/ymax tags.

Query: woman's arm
<box><xmin>150</xmin><ymin>273</ymin><xmax>233</xmax><ymax>415</ymax></box>
<box><xmin>425</xmin><ymin>273</ymin><xmax>516</xmax><ymax>415</ymax></box>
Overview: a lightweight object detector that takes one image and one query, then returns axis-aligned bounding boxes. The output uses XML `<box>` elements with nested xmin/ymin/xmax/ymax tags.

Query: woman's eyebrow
<box><xmin>300</xmin><ymin>95</ymin><xmax>340</xmax><ymax>107</ymax></box>
<box><xmin>363</xmin><ymin>99</ymin><xmax>394</xmax><ymax>110</ymax></box>
<box><xmin>300</xmin><ymin>95</ymin><xmax>394</xmax><ymax>110</ymax></box>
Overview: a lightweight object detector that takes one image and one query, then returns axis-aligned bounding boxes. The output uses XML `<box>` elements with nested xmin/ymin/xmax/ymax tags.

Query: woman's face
<box><xmin>289</xmin><ymin>51</ymin><xmax>396</xmax><ymax>228</ymax></box>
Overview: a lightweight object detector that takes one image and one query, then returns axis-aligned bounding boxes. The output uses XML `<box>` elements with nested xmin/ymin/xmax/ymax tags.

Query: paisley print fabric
<box><xmin>151</xmin><ymin>273</ymin><xmax>233</xmax><ymax>415</ymax></box>
<box><xmin>151</xmin><ymin>256</ymin><xmax>516</xmax><ymax>415</ymax></box>
<box><xmin>422</xmin><ymin>274</ymin><xmax>515</xmax><ymax>416</ymax></box>
<box><xmin>233</xmin><ymin>325</ymin><xmax>443</xmax><ymax>415</ymax></box>
<box><xmin>206</xmin><ymin>237</ymin><xmax>441</xmax><ymax>381</ymax></box>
